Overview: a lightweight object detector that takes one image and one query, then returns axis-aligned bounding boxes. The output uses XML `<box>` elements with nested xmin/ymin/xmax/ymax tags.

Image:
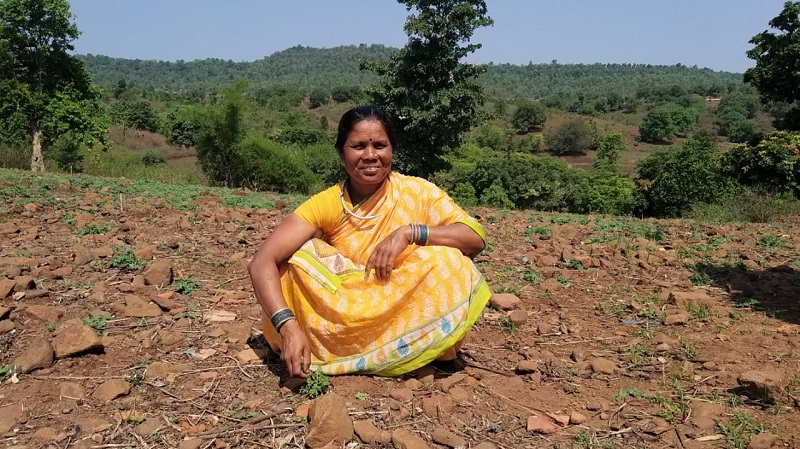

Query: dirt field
<box><xmin>1</xmin><ymin>169</ymin><xmax>799</xmax><ymax>449</ymax></box>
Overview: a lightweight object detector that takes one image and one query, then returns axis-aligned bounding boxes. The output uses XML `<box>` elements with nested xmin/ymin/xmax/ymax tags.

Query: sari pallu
<box><xmin>261</xmin><ymin>173</ymin><xmax>492</xmax><ymax>376</ymax></box>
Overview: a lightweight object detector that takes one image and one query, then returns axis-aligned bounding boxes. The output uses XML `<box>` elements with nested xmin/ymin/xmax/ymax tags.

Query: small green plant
<box><xmin>524</xmin><ymin>226</ymin><xmax>551</xmax><ymax>237</ymax></box>
<box><xmin>521</xmin><ymin>268</ymin><xmax>542</xmax><ymax>283</ymax></box>
<box><xmin>0</xmin><ymin>365</ymin><xmax>18</xmax><ymax>380</ymax></box>
<box><xmin>556</xmin><ymin>275</ymin><xmax>573</xmax><ymax>287</ymax></box>
<box><xmin>562</xmin><ymin>382</ymin><xmax>579</xmax><ymax>395</ymax></box>
<box><xmin>690</xmin><ymin>272</ymin><xmax>713</xmax><ymax>286</ymax></box>
<box><xmin>686</xmin><ymin>302</ymin><xmax>711</xmax><ymax>320</ymax></box>
<box><xmin>59</xmin><ymin>213</ymin><xmax>75</xmax><ymax>225</ymax></box>
<box><xmin>299</xmin><ymin>370</ymin><xmax>330</xmax><ymax>399</ymax></box>
<box><xmin>680</xmin><ymin>337</ymin><xmax>696</xmax><ymax>360</ymax></box>
<box><xmin>756</xmin><ymin>233</ymin><xmax>781</xmax><ymax>249</ymax></box>
<box><xmin>355</xmin><ymin>392</ymin><xmax>370</xmax><ymax>401</ymax></box>
<box><xmin>624</xmin><ymin>343</ymin><xmax>650</xmax><ymax>366</ymax></box>
<box><xmin>501</xmin><ymin>317</ymin><xmax>518</xmax><ymax>335</ymax></box>
<box><xmin>82</xmin><ymin>315</ymin><xmax>110</xmax><ymax>335</ymax></box>
<box><xmin>45</xmin><ymin>322</ymin><xmax>59</xmax><ymax>332</ymax></box>
<box><xmin>58</xmin><ymin>279</ymin><xmax>93</xmax><ymax>290</ymax></box>
<box><xmin>169</xmin><ymin>277</ymin><xmax>202</xmax><ymax>295</ymax></box>
<box><xmin>16</xmin><ymin>249</ymin><xmax>32</xmax><ymax>257</ymax></box>
<box><xmin>74</xmin><ymin>223</ymin><xmax>113</xmax><ymax>237</ymax></box>
<box><xmin>226</xmin><ymin>405</ymin><xmax>259</xmax><ymax>420</ymax></box>
<box><xmin>108</xmin><ymin>245</ymin><xmax>146</xmax><ymax>271</ymax></box>
<box><xmin>635</xmin><ymin>323</ymin><xmax>654</xmax><ymax>340</ymax></box>
<box><xmin>718</xmin><ymin>411</ymin><xmax>763</xmax><ymax>449</ymax></box>
<box><xmin>176</xmin><ymin>302</ymin><xmax>206</xmax><ymax>322</ymax></box>
<box><xmin>565</xmin><ymin>259</ymin><xmax>585</xmax><ymax>270</ymax></box>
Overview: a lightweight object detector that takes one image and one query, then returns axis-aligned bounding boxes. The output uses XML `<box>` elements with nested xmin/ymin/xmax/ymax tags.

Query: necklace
<box><xmin>340</xmin><ymin>179</ymin><xmax>382</xmax><ymax>220</ymax></box>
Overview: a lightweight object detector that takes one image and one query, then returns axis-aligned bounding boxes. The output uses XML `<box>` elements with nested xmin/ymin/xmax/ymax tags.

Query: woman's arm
<box><xmin>248</xmin><ymin>213</ymin><xmax>318</xmax><ymax>377</ymax></box>
<box><xmin>421</xmin><ymin>222</ymin><xmax>485</xmax><ymax>256</ymax></box>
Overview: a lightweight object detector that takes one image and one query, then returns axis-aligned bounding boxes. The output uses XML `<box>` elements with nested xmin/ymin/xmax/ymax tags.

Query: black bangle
<box><xmin>420</xmin><ymin>224</ymin><xmax>429</xmax><ymax>246</ymax></box>
<box><xmin>271</xmin><ymin>308</ymin><xmax>296</xmax><ymax>331</ymax></box>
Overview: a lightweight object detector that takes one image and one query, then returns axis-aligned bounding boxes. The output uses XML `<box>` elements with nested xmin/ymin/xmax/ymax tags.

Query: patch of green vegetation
<box><xmin>588</xmin><ymin>233</ymin><xmax>616</xmax><ymax>244</ymax></box>
<box><xmin>623</xmin><ymin>343</ymin><xmax>650</xmax><ymax>366</ymax></box>
<box><xmin>680</xmin><ymin>337</ymin><xmax>697</xmax><ymax>360</ymax></box>
<box><xmin>175</xmin><ymin>302</ymin><xmax>206</xmax><ymax>323</ymax></box>
<box><xmin>573</xmin><ymin>430</ymin><xmax>616</xmax><ymax>448</ymax></box>
<box><xmin>108</xmin><ymin>245</ymin><xmax>146</xmax><ymax>271</ymax></box>
<box><xmin>501</xmin><ymin>317</ymin><xmax>518</xmax><ymax>335</ymax></box>
<box><xmin>226</xmin><ymin>405</ymin><xmax>259</xmax><ymax>420</ymax></box>
<box><xmin>556</xmin><ymin>275</ymin><xmax>573</xmax><ymax>287</ymax></box>
<box><xmin>59</xmin><ymin>213</ymin><xmax>75</xmax><ymax>225</ymax></box>
<box><xmin>521</xmin><ymin>268</ymin><xmax>542</xmax><ymax>283</ymax></box>
<box><xmin>565</xmin><ymin>259</ymin><xmax>585</xmax><ymax>270</ymax></box>
<box><xmin>718</xmin><ymin>411</ymin><xmax>763</xmax><ymax>449</ymax></box>
<box><xmin>74</xmin><ymin>223</ymin><xmax>114</xmax><ymax>237</ymax></box>
<box><xmin>524</xmin><ymin>226</ymin><xmax>551</xmax><ymax>237</ymax></box>
<box><xmin>58</xmin><ymin>279</ymin><xmax>93</xmax><ymax>290</ymax></box>
<box><xmin>82</xmin><ymin>315</ymin><xmax>110</xmax><ymax>335</ymax></box>
<box><xmin>355</xmin><ymin>392</ymin><xmax>370</xmax><ymax>401</ymax></box>
<box><xmin>756</xmin><ymin>233</ymin><xmax>781</xmax><ymax>249</ymax></box>
<box><xmin>0</xmin><ymin>364</ymin><xmax>19</xmax><ymax>380</ymax></box>
<box><xmin>690</xmin><ymin>271</ymin><xmax>713</xmax><ymax>286</ymax></box>
<box><xmin>16</xmin><ymin>248</ymin><xmax>32</xmax><ymax>257</ymax></box>
<box><xmin>299</xmin><ymin>370</ymin><xmax>330</xmax><ymax>399</ymax></box>
<box><xmin>45</xmin><ymin>322</ymin><xmax>59</xmax><ymax>332</ymax></box>
<box><xmin>630</xmin><ymin>221</ymin><xmax>667</xmax><ymax>242</ymax></box>
<box><xmin>169</xmin><ymin>277</ymin><xmax>202</xmax><ymax>295</ymax></box>
<box><xmin>686</xmin><ymin>302</ymin><xmax>711</xmax><ymax>321</ymax></box>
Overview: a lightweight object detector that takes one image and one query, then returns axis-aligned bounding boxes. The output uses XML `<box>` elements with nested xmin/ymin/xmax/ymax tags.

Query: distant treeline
<box><xmin>80</xmin><ymin>45</ymin><xmax>744</xmax><ymax>107</ymax></box>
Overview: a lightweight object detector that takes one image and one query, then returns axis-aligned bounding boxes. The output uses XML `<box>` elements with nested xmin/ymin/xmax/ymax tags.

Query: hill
<box><xmin>0</xmin><ymin>168</ymin><xmax>799</xmax><ymax>448</ymax></box>
<box><xmin>80</xmin><ymin>45</ymin><xmax>744</xmax><ymax>100</ymax></box>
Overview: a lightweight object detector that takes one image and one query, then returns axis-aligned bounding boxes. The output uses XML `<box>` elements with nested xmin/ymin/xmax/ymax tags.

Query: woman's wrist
<box><xmin>279</xmin><ymin>318</ymin><xmax>300</xmax><ymax>336</ymax></box>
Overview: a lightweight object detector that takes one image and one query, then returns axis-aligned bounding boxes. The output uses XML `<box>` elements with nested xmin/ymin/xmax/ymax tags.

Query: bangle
<box><xmin>410</xmin><ymin>224</ymin><xmax>418</xmax><ymax>245</ymax></box>
<box><xmin>271</xmin><ymin>308</ymin><xmax>296</xmax><ymax>331</ymax></box>
<box><xmin>419</xmin><ymin>224</ymin><xmax>428</xmax><ymax>246</ymax></box>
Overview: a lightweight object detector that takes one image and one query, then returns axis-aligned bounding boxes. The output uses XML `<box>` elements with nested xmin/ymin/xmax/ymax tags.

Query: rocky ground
<box><xmin>1</xmin><ymin>168</ymin><xmax>799</xmax><ymax>449</ymax></box>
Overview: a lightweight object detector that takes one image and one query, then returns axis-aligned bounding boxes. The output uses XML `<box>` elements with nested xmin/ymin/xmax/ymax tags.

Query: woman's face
<box><xmin>341</xmin><ymin>119</ymin><xmax>393</xmax><ymax>193</ymax></box>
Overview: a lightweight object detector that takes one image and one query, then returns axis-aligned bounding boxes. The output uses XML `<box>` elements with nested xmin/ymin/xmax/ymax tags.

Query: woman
<box><xmin>248</xmin><ymin>105</ymin><xmax>491</xmax><ymax>378</ymax></box>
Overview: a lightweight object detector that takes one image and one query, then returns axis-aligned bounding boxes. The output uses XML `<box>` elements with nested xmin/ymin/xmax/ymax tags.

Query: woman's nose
<box><xmin>363</xmin><ymin>145</ymin><xmax>378</xmax><ymax>158</ymax></box>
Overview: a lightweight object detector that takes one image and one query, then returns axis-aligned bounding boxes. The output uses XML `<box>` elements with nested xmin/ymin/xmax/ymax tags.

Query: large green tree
<box><xmin>360</xmin><ymin>0</ymin><xmax>494</xmax><ymax>178</ymax></box>
<box><xmin>745</xmin><ymin>1</ymin><xmax>800</xmax><ymax>130</ymax></box>
<box><xmin>0</xmin><ymin>0</ymin><xmax>106</xmax><ymax>171</ymax></box>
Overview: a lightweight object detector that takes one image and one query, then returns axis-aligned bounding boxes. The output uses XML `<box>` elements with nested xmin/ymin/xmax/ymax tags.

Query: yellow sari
<box><xmin>261</xmin><ymin>173</ymin><xmax>491</xmax><ymax>376</ymax></box>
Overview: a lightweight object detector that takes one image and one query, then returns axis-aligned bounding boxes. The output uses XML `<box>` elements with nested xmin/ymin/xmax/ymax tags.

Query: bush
<box><xmin>163</xmin><ymin>106</ymin><xmax>202</xmax><ymax>147</ymax></box>
<box><xmin>49</xmin><ymin>132</ymin><xmax>84</xmax><ymax>172</ymax></box>
<box><xmin>720</xmin><ymin>131</ymin><xmax>800</xmax><ymax>197</ymax></box>
<box><xmin>636</xmin><ymin>135</ymin><xmax>737</xmax><ymax>217</ymax></box>
<box><xmin>303</xmin><ymin>143</ymin><xmax>344</xmax><ymax>186</ymax></box>
<box><xmin>480</xmin><ymin>182</ymin><xmax>514</xmax><ymax>209</ymax></box>
<box><xmin>594</xmin><ymin>131</ymin><xmax>625</xmax><ymax>171</ymax></box>
<box><xmin>513</xmin><ymin>133</ymin><xmax>545</xmax><ymax>153</ymax></box>
<box><xmin>235</xmin><ymin>135</ymin><xmax>318</xmax><ymax>194</ymax></box>
<box><xmin>512</xmin><ymin>101</ymin><xmax>547</xmax><ymax>133</ymax></box>
<box><xmin>580</xmin><ymin>171</ymin><xmax>643</xmax><ymax>216</ymax></box>
<box><xmin>450</xmin><ymin>182</ymin><xmax>478</xmax><ymax>208</ymax></box>
<box><xmin>474</xmin><ymin>124</ymin><xmax>510</xmax><ymax>150</ymax></box>
<box><xmin>639</xmin><ymin>104</ymin><xmax>698</xmax><ymax>143</ymax></box>
<box><xmin>546</xmin><ymin>119</ymin><xmax>593</xmax><ymax>155</ymax></box>
<box><xmin>308</xmin><ymin>88</ymin><xmax>330</xmax><ymax>109</ymax></box>
<box><xmin>141</xmin><ymin>150</ymin><xmax>165</xmax><ymax>166</ymax></box>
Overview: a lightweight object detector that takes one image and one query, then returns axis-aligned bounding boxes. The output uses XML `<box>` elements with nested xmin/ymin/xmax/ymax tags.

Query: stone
<box><xmin>72</xmin><ymin>417</ymin><xmax>112</xmax><ymax>434</ymax></box>
<box><xmin>664</xmin><ymin>311</ymin><xmax>691</xmax><ymax>326</ymax></box>
<box><xmin>236</xmin><ymin>348</ymin><xmax>266</xmax><ymax>364</ymax></box>
<box><xmin>13</xmin><ymin>340</ymin><xmax>54</xmax><ymax>373</ymax></box>
<box><xmin>92</xmin><ymin>378</ymin><xmax>131</xmax><ymax>401</ymax></box>
<box><xmin>0</xmin><ymin>319</ymin><xmax>15</xmax><ymax>334</ymax></box>
<box><xmin>13</xmin><ymin>275</ymin><xmax>36</xmax><ymax>291</ymax></box>
<box><xmin>0</xmin><ymin>403</ymin><xmax>24</xmax><ymax>433</ymax></box>
<box><xmin>448</xmin><ymin>386</ymin><xmax>471</xmax><ymax>401</ymax></box>
<box><xmin>432</xmin><ymin>427</ymin><xmax>466</xmax><ymax>448</ymax></box>
<box><xmin>143</xmin><ymin>260</ymin><xmax>173</xmax><ymax>287</ymax></box>
<box><xmin>159</xmin><ymin>331</ymin><xmax>184</xmax><ymax>347</ymax></box>
<box><xmin>537</xmin><ymin>323</ymin><xmax>555</xmax><ymax>335</ymax></box>
<box><xmin>656</xmin><ymin>343</ymin><xmax>671</xmax><ymax>352</ymax></box>
<box><xmin>668</xmin><ymin>291</ymin><xmax>713</xmax><ymax>309</ymax></box>
<box><xmin>748</xmin><ymin>433</ymin><xmax>781</xmax><ymax>449</ymax></box>
<box><xmin>134</xmin><ymin>418</ymin><xmax>162</xmax><ymax>437</ymax></box>
<box><xmin>571</xmin><ymin>349</ymin><xmax>587</xmax><ymax>362</ymax></box>
<box><xmin>0</xmin><ymin>306</ymin><xmax>9</xmax><ymax>320</ymax></box>
<box><xmin>0</xmin><ymin>278</ymin><xmax>15</xmax><ymax>297</ymax></box>
<box><xmin>569</xmin><ymin>411</ymin><xmax>588</xmax><ymax>425</ymax></box>
<box><xmin>439</xmin><ymin>373</ymin><xmax>467</xmax><ymax>392</ymax></box>
<box><xmin>151</xmin><ymin>293</ymin><xmax>179</xmax><ymax>311</ymax></box>
<box><xmin>50</xmin><ymin>266</ymin><xmax>73</xmax><ymax>279</ymax></box>
<box><xmin>421</xmin><ymin>394</ymin><xmax>454</xmax><ymax>418</ymax></box>
<box><xmin>540</xmin><ymin>278</ymin><xmax>561</xmax><ymax>291</ymax></box>
<box><xmin>737</xmin><ymin>371</ymin><xmax>785</xmax><ymax>404</ymax></box>
<box><xmin>178</xmin><ymin>439</ymin><xmax>204</xmax><ymax>449</ymax></box>
<box><xmin>392</xmin><ymin>428</ymin><xmax>431</xmax><ymax>449</ymax></box>
<box><xmin>25</xmin><ymin>305</ymin><xmax>66</xmax><ymax>323</ymax></box>
<box><xmin>306</xmin><ymin>393</ymin><xmax>353</xmax><ymax>449</ymax></box>
<box><xmin>59</xmin><ymin>382</ymin><xmax>86</xmax><ymax>399</ymax></box>
<box><xmin>526</xmin><ymin>416</ymin><xmax>557</xmax><ymax>434</ymax></box>
<box><xmin>473</xmin><ymin>443</ymin><xmax>498</xmax><ymax>449</ymax></box>
<box><xmin>589</xmin><ymin>357</ymin><xmax>617</xmax><ymax>375</ymax></box>
<box><xmin>135</xmin><ymin>245</ymin><xmax>157</xmax><ymax>261</ymax></box>
<box><xmin>294</xmin><ymin>403</ymin><xmax>309</xmax><ymax>419</ymax></box>
<box><xmin>145</xmin><ymin>362</ymin><xmax>189</xmax><ymax>381</ymax></box>
<box><xmin>489</xmin><ymin>293</ymin><xmax>521</xmax><ymax>310</ymax></box>
<box><xmin>353</xmin><ymin>420</ymin><xmax>391</xmax><ymax>445</ymax></box>
<box><xmin>404</xmin><ymin>378</ymin><xmax>423</xmax><ymax>391</ymax></box>
<box><xmin>52</xmin><ymin>320</ymin><xmax>103</xmax><ymax>358</ymax></box>
<box><xmin>516</xmin><ymin>360</ymin><xmax>539</xmax><ymax>374</ymax></box>
<box><xmin>32</xmin><ymin>427</ymin><xmax>59</xmax><ymax>440</ymax></box>
<box><xmin>124</xmin><ymin>296</ymin><xmax>162</xmax><ymax>317</ymax></box>
<box><xmin>390</xmin><ymin>388</ymin><xmax>414</xmax><ymax>402</ymax></box>
<box><xmin>507</xmin><ymin>309</ymin><xmax>528</xmax><ymax>324</ymax></box>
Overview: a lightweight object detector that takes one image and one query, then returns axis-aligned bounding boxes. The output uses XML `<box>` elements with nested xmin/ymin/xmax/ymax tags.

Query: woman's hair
<box><xmin>334</xmin><ymin>105</ymin><xmax>398</xmax><ymax>153</ymax></box>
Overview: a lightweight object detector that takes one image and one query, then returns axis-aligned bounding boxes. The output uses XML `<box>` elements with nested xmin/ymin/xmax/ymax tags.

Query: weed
<box><xmin>108</xmin><ymin>245</ymin><xmax>146</xmax><ymax>271</ymax></box>
<box><xmin>299</xmin><ymin>371</ymin><xmax>330</xmax><ymax>399</ymax></box>
<box><xmin>565</xmin><ymin>259</ymin><xmax>585</xmax><ymax>270</ymax></box>
<box><xmin>686</xmin><ymin>302</ymin><xmax>712</xmax><ymax>321</ymax></box>
<box><xmin>501</xmin><ymin>318</ymin><xmax>517</xmax><ymax>335</ymax></box>
<box><xmin>756</xmin><ymin>232</ymin><xmax>781</xmax><ymax>249</ymax></box>
<box><xmin>45</xmin><ymin>322</ymin><xmax>59</xmax><ymax>332</ymax></box>
<box><xmin>623</xmin><ymin>343</ymin><xmax>650</xmax><ymax>366</ymax></box>
<box><xmin>631</xmin><ymin>221</ymin><xmax>666</xmax><ymax>242</ymax></box>
<box><xmin>718</xmin><ymin>411</ymin><xmax>763</xmax><ymax>449</ymax></box>
<box><xmin>74</xmin><ymin>223</ymin><xmax>113</xmax><ymax>237</ymax></box>
<box><xmin>524</xmin><ymin>226</ymin><xmax>551</xmax><ymax>237</ymax></box>
<box><xmin>556</xmin><ymin>275</ymin><xmax>573</xmax><ymax>287</ymax></box>
<box><xmin>355</xmin><ymin>392</ymin><xmax>370</xmax><ymax>401</ymax></box>
<box><xmin>82</xmin><ymin>315</ymin><xmax>110</xmax><ymax>335</ymax></box>
<box><xmin>88</xmin><ymin>259</ymin><xmax>106</xmax><ymax>272</ymax></box>
<box><xmin>16</xmin><ymin>249</ymin><xmax>32</xmax><ymax>257</ymax></box>
<box><xmin>521</xmin><ymin>268</ymin><xmax>542</xmax><ymax>284</ymax></box>
<box><xmin>169</xmin><ymin>277</ymin><xmax>202</xmax><ymax>295</ymax></box>
<box><xmin>690</xmin><ymin>272</ymin><xmax>713</xmax><ymax>286</ymax></box>
<box><xmin>728</xmin><ymin>394</ymin><xmax>743</xmax><ymax>408</ymax></box>
<box><xmin>0</xmin><ymin>364</ymin><xmax>18</xmax><ymax>380</ymax></box>
<box><xmin>126</xmin><ymin>372</ymin><xmax>145</xmax><ymax>387</ymax></box>
<box><xmin>635</xmin><ymin>323</ymin><xmax>654</xmax><ymax>340</ymax></box>
<box><xmin>59</xmin><ymin>213</ymin><xmax>75</xmax><ymax>225</ymax></box>
<box><xmin>58</xmin><ymin>279</ymin><xmax>93</xmax><ymax>290</ymax></box>
<box><xmin>176</xmin><ymin>302</ymin><xmax>206</xmax><ymax>322</ymax></box>
<box><xmin>680</xmin><ymin>337</ymin><xmax>696</xmax><ymax>360</ymax></box>
<box><xmin>226</xmin><ymin>405</ymin><xmax>259</xmax><ymax>420</ymax></box>
<box><xmin>562</xmin><ymin>382</ymin><xmax>579</xmax><ymax>394</ymax></box>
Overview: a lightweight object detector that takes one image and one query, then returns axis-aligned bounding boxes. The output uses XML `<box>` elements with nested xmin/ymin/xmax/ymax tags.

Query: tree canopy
<box><xmin>0</xmin><ymin>0</ymin><xmax>106</xmax><ymax>171</ymax></box>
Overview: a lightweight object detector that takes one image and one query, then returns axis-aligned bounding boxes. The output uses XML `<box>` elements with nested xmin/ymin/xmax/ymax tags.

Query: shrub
<box><xmin>450</xmin><ymin>182</ymin><xmax>478</xmax><ymax>208</ymax></box>
<box><xmin>639</xmin><ymin>104</ymin><xmax>698</xmax><ymax>143</ymax></box>
<box><xmin>594</xmin><ymin>131</ymin><xmax>625</xmax><ymax>171</ymax></box>
<box><xmin>636</xmin><ymin>135</ymin><xmax>737</xmax><ymax>217</ymax></box>
<box><xmin>303</xmin><ymin>143</ymin><xmax>344</xmax><ymax>186</ymax></box>
<box><xmin>480</xmin><ymin>182</ymin><xmax>514</xmax><ymax>209</ymax></box>
<box><xmin>512</xmin><ymin>101</ymin><xmax>547</xmax><ymax>133</ymax></box>
<box><xmin>141</xmin><ymin>150</ymin><xmax>165</xmax><ymax>166</ymax></box>
<box><xmin>235</xmin><ymin>135</ymin><xmax>318</xmax><ymax>194</ymax></box>
<box><xmin>474</xmin><ymin>124</ymin><xmax>510</xmax><ymax>150</ymax></box>
<box><xmin>720</xmin><ymin>131</ymin><xmax>800</xmax><ymax>197</ymax></box>
<box><xmin>513</xmin><ymin>133</ymin><xmax>545</xmax><ymax>153</ymax></box>
<box><xmin>687</xmin><ymin>188</ymin><xmax>800</xmax><ymax>223</ymax></box>
<box><xmin>580</xmin><ymin>171</ymin><xmax>643</xmax><ymax>216</ymax></box>
<box><xmin>308</xmin><ymin>88</ymin><xmax>330</xmax><ymax>109</ymax></box>
<box><xmin>49</xmin><ymin>132</ymin><xmax>84</xmax><ymax>172</ymax></box>
<box><xmin>547</xmin><ymin>119</ymin><xmax>593</xmax><ymax>155</ymax></box>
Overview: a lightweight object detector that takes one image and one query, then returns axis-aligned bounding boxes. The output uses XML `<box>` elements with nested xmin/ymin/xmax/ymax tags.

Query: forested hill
<box><xmin>80</xmin><ymin>44</ymin><xmax>744</xmax><ymax>99</ymax></box>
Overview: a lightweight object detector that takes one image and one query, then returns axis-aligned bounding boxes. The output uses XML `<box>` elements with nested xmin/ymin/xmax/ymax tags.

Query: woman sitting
<box><xmin>248</xmin><ymin>105</ymin><xmax>491</xmax><ymax>378</ymax></box>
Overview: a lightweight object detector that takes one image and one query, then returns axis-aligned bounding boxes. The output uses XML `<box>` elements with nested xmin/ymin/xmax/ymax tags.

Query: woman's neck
<box><xmin>347</xmin><ymin>176</ymin><xmax>389</xmax><ymax>205</ymax></box>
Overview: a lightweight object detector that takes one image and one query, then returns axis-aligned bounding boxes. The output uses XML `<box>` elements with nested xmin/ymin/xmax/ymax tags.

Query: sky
<box><xmin>68</xmin><ymin>0</ymin><xmax>789</xmax><ymax>74</ymax></box>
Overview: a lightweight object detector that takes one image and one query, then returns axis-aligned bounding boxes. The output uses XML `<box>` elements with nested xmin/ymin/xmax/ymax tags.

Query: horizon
<box><xmin>67</xmin><ymin>0</ymin><xmax>787</xmax><ymax>74</ymax></box>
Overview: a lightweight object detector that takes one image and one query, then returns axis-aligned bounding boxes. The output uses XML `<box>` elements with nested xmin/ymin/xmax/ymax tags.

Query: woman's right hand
<box><xmin>279</xmin><ymin>319</ymin><xmax>311</xmax><ymax>378</ymax></box>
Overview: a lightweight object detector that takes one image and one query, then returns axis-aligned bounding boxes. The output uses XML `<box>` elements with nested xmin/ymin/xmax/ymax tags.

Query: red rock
<box><xmin>737</xmin><ymin>371</ymin><xmax>785</xmax><ymax>404</ymax></box>
<box><xmin>93</xmin><ymin>378</ymin><xmax>130</xmax><ymax>401</ymax></box>
<box><xmin>432</xmin><ymin>427</ymin><xmax>466</xmax><ymax>448</ymax></box>
<box><xmin>143</xmin><ymin>259</ymin><xmax>173</xmax><ymax>287</ymax></box>
<box><xmin>526</xmin><ymin>416</ymin><xmax>557</xmax><ymax>434</ymax></box>
<box><xmin>569</xmin><ymin>411</ymin><xmax>588</xmax><ymax>424</ymax></box>
<box><xmin>12</xmin><ymin>340</ymin><xmax>54</xmax><ymax>373</ymax></box>
<box><xmin>439</xmin><ymin>373</ymin><xmax>467</xmax><ymax>392</ymax></box>
<box><xmin>777</xmin><ymin>324</ymin><xmax>795</xmax><ymax>335</ymax></box>
<box><xmin>145</xmin><ymin>362</ymin><xmax>188</xmax><ymax>381</ymax></box>
<box><xmin>52</xmin><ymin>320</ymin><xmax>103</xmax><ymax>358</ymax></box>
<box><xmin>59</xmin><ymin>382</ymin><xmax>86</xmax><ymax>399</ymax></box>
<box><xmin>589</xmin><ymin>357</ymin><xmax>616</xmax><ymax>375</ymax></box>
<box><xmin>389</xmin><ymin>388</ymin><xmax>414</xmax><ymax>402</ymax></box>
<box><xmin>392</xmin><ymin>428</ymin><xmax>431</xmax><ymax>449</ymax></box>
<box><xmin>0</xmin><ymin>278</ymin><xmax>15</xmax><ymax>298</ymax></box>
<box><xmin>516</xmin><ymin>360</ymin><xmax>539</xmax><ymax>374</ymax></box>
<box><xmin>664</xmin><ymin>311</ymin><xmax>691</xmax><ymax>326</ymax></box>
<box><xmin>306</xmin><ymin>393</ymin><xmax>353</xmax><ymax>448</ymax></box>
<box><xmin>25</xmin><ymin>305</ymin><xmax>66</xmax><ymax>323</ymax></box>
<box><xmin>50</xmin><ymin>266</ymin><xmax>73</xmax><ymax>279</ymax></box>
<box><xmin>0</xmin><ymin>306</ymin><xmax>8</xmax><ymax>320</ymax></box>
<box><xmin>507</xmin><ymin>309</ymin><xmax>528</xmax><ymax>324</ymax></box>
<box><xmin>0</xmin><ymin>403</ymin><xmax>24</xmax><ymax>433</ymax></box>
<box><xmin>489</xmin><ymin>293</ymin><xmax>521</xmax><ymax>310</ymax></box>
<box><xmin>0</xmin><ymin>320</ymin><xmax>15</xmax><ymax>334</ymax></box>
<box><xmin>124</xmin><ymin>296</ymin><xmax>162</xmax><ymax>317</ymax></box>
<box><xmin>353</xmin><ymin>420</ymin><xmax>391</xmax><ymax>445</ymax></box>
<box><xmin>13</xmin><ymin>275</ymin><xmax>36</xmax><ymax>291</ymax></box>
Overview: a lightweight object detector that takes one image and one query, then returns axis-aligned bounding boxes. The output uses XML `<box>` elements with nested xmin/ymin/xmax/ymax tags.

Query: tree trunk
<box><xmin>30</xmin><ymin>127</ymin><xmax>45</xmax><ymax>172</ymax></box>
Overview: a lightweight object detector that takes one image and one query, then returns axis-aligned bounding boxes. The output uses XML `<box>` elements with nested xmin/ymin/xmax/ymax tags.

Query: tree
<box><xmin>360</xmin><ymin>0</ymin><xmax>494</xmax><ymax>178</ymax></box>
<box><xmin>511</xmin><ymin>101</ymin><xmax>547</xmax><ymax>133</ymax></box>
<box><xmin>546</xmin><ymin>118</ymin><xmax>593</xmax><ymax>155</ymax></box>
<box><xmin>594</xmin><ymin>131</ymin><xmax>625</xmax><ymax>171</ymax></box>
<box><xmin>0</xmin><ymin>0</ymin><xmax>107</xmax><ymax>171</ymax></box>
<box><xmin>745</xmin><ymin>1</ymin><xmax>800</xmax><ymax>130</ymax></box>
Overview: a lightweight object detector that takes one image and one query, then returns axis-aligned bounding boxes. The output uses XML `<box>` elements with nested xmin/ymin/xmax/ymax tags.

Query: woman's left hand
<box><xmin>365</xmin><ymin>226</ymin><xmax>411</xmax><ymax>282</ymax></box>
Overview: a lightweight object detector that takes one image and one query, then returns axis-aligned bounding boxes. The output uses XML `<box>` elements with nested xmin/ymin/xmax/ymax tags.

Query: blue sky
<box><xmin>69</xmin><ymin>0</ymin><xmax>787</xmax><ymax>73</ymax></box>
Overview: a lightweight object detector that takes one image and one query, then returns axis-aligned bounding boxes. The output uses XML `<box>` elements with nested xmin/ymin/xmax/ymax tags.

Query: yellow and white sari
<box><xmin>261</xmin><ymin>173</ymin><xmax>491</xmax><ymax>376</ymax></box>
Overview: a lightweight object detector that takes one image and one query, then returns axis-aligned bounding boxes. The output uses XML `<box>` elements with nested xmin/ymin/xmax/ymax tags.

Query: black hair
<box><xmin>334</xmin><ymin>105</ymin><xmax>397</xmax><ymax>153</ymax></box>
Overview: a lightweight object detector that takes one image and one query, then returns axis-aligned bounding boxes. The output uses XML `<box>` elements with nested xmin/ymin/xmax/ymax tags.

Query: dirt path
<box><xmin>0</xmin><ymin>169</ymin><xmax>798</xmax><ymax>449</ymax></box>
